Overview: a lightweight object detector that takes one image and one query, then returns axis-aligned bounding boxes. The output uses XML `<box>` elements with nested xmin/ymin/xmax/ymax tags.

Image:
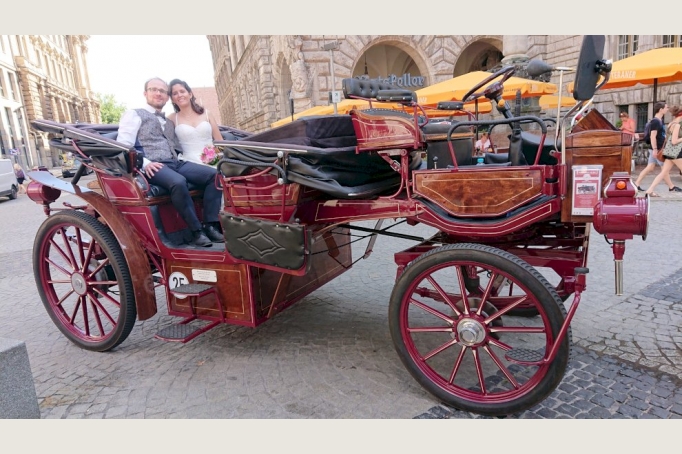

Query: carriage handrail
<box><xmin>446</xmin><ymin>115</ymin><xmax>548</xmax><ymax>168</ymax></box>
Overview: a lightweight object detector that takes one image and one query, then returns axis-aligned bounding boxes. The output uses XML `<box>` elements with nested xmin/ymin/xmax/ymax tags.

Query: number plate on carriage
<box><xmin>220</xmin><ymin>214</ymin><xmax>310</xmax><ymax>272</ymax></box>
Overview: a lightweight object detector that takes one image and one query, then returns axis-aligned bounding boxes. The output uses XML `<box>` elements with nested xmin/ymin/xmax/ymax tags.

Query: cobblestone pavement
<box><xmin>1</xmin><ymin>169</ymin><xmax>681</xmax><ymax>419</ymax></box>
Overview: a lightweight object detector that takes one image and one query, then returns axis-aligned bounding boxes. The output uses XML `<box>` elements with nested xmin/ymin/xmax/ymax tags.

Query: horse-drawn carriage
<box><xmin>26</xmin><ymin>35</ymin><xmax>648</xmax><ymax>416</ymax></box>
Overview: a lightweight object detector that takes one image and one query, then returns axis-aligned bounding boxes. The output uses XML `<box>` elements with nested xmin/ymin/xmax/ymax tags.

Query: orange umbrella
<box><xmin>568</xmin><ymin>47</ymin><xmax>682</xmax><ymax>101</ymax></box>
<box><xmin>417</xmin><ymin>71</ymin><xmax>557</xmax><ymax>106</ymax></box>
<box><xmin>271</xmin><ymin>96</ymin><xmax>491</xmax><ymax>128</ymax></box>
<box><xmin>539</xmin><ymin>94</ymin><xmax>577</xmax><ymax>109</ymax></box>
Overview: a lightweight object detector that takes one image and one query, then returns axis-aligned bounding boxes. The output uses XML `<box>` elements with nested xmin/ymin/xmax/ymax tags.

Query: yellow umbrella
<box><xmin>271</xmin><ymin>97</ymin><xmax>490</xmax><ymax>129</ymax></box>
<box><xmin>416</xmin><ymin>71</ymin><xmax>557</xmax><ymax>106</ymax></box>
<box><xmin>538</xmin><ymin>95</ymin><xmax>577</xmax><ymax>109</ymax></box>
<box><xmin>568</xmin><ymin>48</ymin><xmax>682</xmax><ymax>100</ymax></box>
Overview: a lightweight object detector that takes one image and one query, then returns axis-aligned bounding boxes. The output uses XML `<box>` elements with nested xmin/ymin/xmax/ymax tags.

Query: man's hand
<box><xmin>144</xmin><ymin>161</ymin><xmax>164</xmax><ymax>178</ymax></box>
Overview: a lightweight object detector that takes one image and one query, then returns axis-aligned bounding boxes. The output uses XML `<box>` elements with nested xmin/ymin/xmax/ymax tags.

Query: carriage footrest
<box><xmin>154</xmin><ymin>318</ymin><xmax>221</xmax><ymax>343</ymax></box>
<box><xmin>170</xmin><ymin>283</ymin><xmax>214</xmax><ymax>296</ymax></box>
<box><xmin>505</xmin><ymin>348</ymin><xmax>545</xmax><ymax>364</ymax></box>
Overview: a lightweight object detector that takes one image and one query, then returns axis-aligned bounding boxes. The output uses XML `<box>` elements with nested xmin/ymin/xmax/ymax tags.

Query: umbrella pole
<box><xmin>653</xmin><ymin>79</ymin><xmax>658</xmax><ymax>103</ymax></box>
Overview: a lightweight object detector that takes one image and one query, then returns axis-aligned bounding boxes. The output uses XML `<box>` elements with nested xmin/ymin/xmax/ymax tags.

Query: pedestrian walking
<box><xmin>644</xmin><ymin>105</ymin><xmax>682</xmax><ymax>197</ymax></box>
<box><xmin>13</xmin><ymin>163</ymin><xmax>27</xmax><ymax>195</ymax></box>
<box><xmin>634</xmin><ymin>102</ymin><xmax>681</xmax><ymax>196</ymax></box>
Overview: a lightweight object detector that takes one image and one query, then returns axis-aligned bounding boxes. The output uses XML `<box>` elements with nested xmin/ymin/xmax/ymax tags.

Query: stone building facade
<box><xmin>0</xmin><ymin>35</ymin><xmax>100</xmax><ymax>169</ymax></box>
<box><xmin>207</xmin><ymin>35</ymin><xmax>682</xmax><ymax>134</ymax></box>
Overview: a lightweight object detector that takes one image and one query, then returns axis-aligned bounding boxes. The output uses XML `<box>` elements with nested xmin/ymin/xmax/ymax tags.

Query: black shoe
<box><xmin>670</xmin><ymin>186</ymin><xmax>682</xmax><ymax>192</ymax></box>
<box><xmin>636</xmin><ymin>186</ymin><xmax>645</xmax><ymax>192</ymax></box>
<box><xmin>203</xmin><ymin>224</ymin><xmax>225</xmax><ymax>243</ymax></box>
<box><xmin>191</xmin><ymin>230</ymin><xmax>212</xmax><ymax>247</ymax></box>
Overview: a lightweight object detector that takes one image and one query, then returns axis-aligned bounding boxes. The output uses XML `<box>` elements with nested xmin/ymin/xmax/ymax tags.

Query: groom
<box><xmin>116</xmin><ymin>77</ymin><xmax>224</xmax><ymax>247</ymax></box>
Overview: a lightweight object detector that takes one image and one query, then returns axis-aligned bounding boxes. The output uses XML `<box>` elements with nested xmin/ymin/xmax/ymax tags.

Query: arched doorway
<box><xmin>352</xmin><ymin>44</ymin><xmax>426</xmax><ymax>89</ymax></box>
<box><xmin>453</xmin><ymin>39</ymin><xmax>504</xmax><ymax>77</ymax></box>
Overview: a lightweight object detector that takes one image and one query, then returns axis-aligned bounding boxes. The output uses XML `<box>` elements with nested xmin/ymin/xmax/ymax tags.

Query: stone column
<box><xmin>502</xmin><ymin>35</ymin><xmax>541</xmax><ymax>116</ymax></box>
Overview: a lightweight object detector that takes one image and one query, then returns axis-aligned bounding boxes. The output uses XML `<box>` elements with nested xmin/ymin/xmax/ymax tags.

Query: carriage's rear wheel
<box><xmin>389</xmin><ymin>243</ymin><xmax>570</xmax><ymax>416</ymax></box>
<box><xmin>33</xmin><ymin>211</ymin><xmax>136</xmax><ymax>352</ymax></box>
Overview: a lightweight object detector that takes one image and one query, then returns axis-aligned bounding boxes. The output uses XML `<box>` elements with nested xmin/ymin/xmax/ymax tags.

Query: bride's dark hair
<box><xmin>169</xmin><ymin>79</ymin><xmax>205</xmax><ymax>115</ymax></box>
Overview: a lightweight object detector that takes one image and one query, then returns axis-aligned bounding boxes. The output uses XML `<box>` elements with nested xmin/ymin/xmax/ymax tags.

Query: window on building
<box><xmin>0</xmin><ymin>69</ymin><xmax>5</xmax><ymax>98</ymax></box>
<box><xmin>8</xmin><ymin>73</ymin><xmax>18</xmax><ymax>101</ymax></box>
<box><xmin>662</xmin><ymin>36</ymin><xmax>682</xmax><ymax>48</ymax></box>
<box><xmin>3</xmin><ymin>108</ymin><xmax>16</xmax><ymax>148</ymax></box>
<box><xmin>635</xmin><ymin>103</ymin><xmax>648</xmax><ymax>133</ymax></box>
<box><xmin>617</xmin><ymin>35</ymin><xmax>639</xmax><ymax>60</ymax></box>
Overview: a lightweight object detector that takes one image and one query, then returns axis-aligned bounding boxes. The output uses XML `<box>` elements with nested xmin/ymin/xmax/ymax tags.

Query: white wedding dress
<box><xmin>175</xmin><ymin>113</ymin><xmax>214</xmax><ymax>165</ymax></box>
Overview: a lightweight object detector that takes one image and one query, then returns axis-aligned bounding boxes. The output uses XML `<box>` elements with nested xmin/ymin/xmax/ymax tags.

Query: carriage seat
<box><xmin>341</xmin><ymin>77</ymin><xmax>416</xmax><ymax>103</ymax></box>
<box><xmin>517</xmin><ymin>131</ymin><xmax>560</xmax><ymax>166</ymax></box>
<box><xmin>247</xmin><ymin>114</ymin><xmax>358</xmax><ymax>148</ymax></box>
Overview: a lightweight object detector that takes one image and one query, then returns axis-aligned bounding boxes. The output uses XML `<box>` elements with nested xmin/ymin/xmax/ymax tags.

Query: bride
<box><xmin>168</xmin><ymin>79</ymin><xmax>223</xmax><ymax>165</ymax></box>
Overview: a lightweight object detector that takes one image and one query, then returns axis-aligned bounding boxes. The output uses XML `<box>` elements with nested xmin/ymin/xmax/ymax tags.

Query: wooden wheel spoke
<box><xmin>47</xmin><ymin>279</ymin><xmax>72</xmax><ymax>284</ymax></box>
<box><xmin>490</xmin><ymin>326</ymin><xmax>546</xmax><ymax>334</ymax></box>
<box><xmin>471</xmin><ymin>348</ymin><xmax>486</xmax><ymax>395</ymax></box>
<box><xmin>75</xmin><ymin>229</ymin><xmax>87</xmax><ymax>267</ymax></box>
<box><xmin>81</xmin><ymin>238</ymin><xmax>96</xmax><ymax>274</ymax></box>
<box><xmin>68</xmin><ymin>297</ymin><xmax>82</xmax><ymax>325</ymax></box>
<box><xmin>92</xmin><ymin>287</ymin><xmax>122</xmax><ymax>308</ymax></box>
<box><xmin>49</xmin><ymin>235</ymin><xmax>74</xmax><ymax>266</ymax></box>
<box><xmin>448</xmin><ymin>344</ymin><xmax>467</xmax><ymax>384</ymax></box>
<box><xmin>45</xmin><ymin>258</ymin><xmax>75</xmax><ymax>278</ymax></box>
<box><xmin>476</xmin><ymin>270</ymin><xmax>498</xmax><ymax>316</ymax></box>
<box><xmin>81</xmin><ymin>295</ymin><xmax>90</xmax><ymax>336</ymax></box>
<box><xmin>87</xmin><ymin>292</ymin><xmax>117</xmax><ymax>326</ymax></box>
<box><xmin>409</xmin><ymin>298</ymin><xmax>454</xmax><ymax>324</ymax></box>
<box><xmin>87</xmin><ymin>294</ymin><xmax>108</xmax><ymax>336</ymax></box>
<box><xmin>85</xmin><ymin>258</ymin><xmax>110</xmax><ymax>279</ymax></box>
<box><xmin>426</xmin><ymin>275</ymin><xmax>462</xmax><ymax>317</ymax></box>
<box><xmin>57</xmin><ymin>228</ymin><xmax>80</xmax><ymax>270</ymax></box>
<box><xmin>455</xmin><ymin>266</ymin><xmax>471</xmax><ymax>315</ymax></box>
<box><xmin>89</xmin><ymin>279</ymin><xmax>118</xmax><ymax>287</ymax></box>
<box><xmin>483</xmin><ymin>345</ymin><xmax>520</xmax><ymax>389</ymax></box>
<box><xmin>407</xmin><ymin>326</ymin><xmax>454</xmax><ymax>333</ymax></box>
<box><xmin>55</xmin><ymin>289</ymin><xmax>76</xmax><ymax>309</ymax></box>
<box><xmin>487</xmin><ymin>337</ymin><xmax>513</xmax><ymax>351</ymax></box>
<box><xmin>484</xmin><ymin>295</ymin><xmax>529</xmax><ymax>323</ymax></box>
<box><xmin>422</xmin><ymin>338</ymin><xmax>458</xmax><ymax>361</ymax></box>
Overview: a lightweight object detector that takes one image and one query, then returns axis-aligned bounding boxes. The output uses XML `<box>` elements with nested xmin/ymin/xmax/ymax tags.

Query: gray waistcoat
<box><xmin>135</xmin><ymin>109</ymin><xmax>179</xmax><ymax>161</ymax></box>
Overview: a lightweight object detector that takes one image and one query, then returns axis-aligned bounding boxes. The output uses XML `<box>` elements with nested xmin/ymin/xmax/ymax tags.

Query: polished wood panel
<box><xmin>414</xmin><ymin>169</ymin><xmax>544</xmax><ymax>217</ymax></box>
<box><xmin>562</xmin><ymin>130</ymin><xmax>632</xmax><ymax>223</ymax></box>
<box><xmin>351</xmin><ymin>109</ymin><xmax>419</xmax><ymax>151</ymax></box>
<box><xmin>167</xmin><ymin>261</ymin><xmax>252</xmax><ymax>324</ymax></box>
<box><xmin>570</xmin><ymin>108</ymin><xmax>618</xmax><ymax>133</ymax></box>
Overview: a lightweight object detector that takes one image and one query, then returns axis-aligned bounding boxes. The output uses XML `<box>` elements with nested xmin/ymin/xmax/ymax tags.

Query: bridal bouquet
<box><xmin>200</xmin><ymin>145</ymin><xmax>223</xmax><ymax>166</ymax></box>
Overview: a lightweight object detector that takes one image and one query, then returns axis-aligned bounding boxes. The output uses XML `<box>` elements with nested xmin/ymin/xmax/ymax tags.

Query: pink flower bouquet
<box><xmin>200</xmin><ymin>145</ymin><xmax>223</xmax><ymax>166</ymax></box>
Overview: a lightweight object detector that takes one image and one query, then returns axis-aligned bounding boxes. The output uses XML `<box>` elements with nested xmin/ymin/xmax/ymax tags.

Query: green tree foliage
<box><xmin>98</xmin><ymin>93</ymin><xmax>126</xmax><ymax>124</ymax></box>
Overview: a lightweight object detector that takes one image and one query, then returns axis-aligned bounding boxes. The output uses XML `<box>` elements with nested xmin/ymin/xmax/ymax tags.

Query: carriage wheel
<box><xmin>389</xmin><ymin>243</ymin><xmax>570</xmax><ymax>416</ymax></box>
<box><xmin>33</xmin><ymin>211</ymin><xmax>137</xmax><ymax>352</ymax></box>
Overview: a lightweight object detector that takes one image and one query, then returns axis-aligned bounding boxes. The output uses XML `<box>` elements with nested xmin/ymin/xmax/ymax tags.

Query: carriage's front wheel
<box><xmin>33</xmin><ymin>211</ymin><xmax>137</xmax><ymax>352</ymax></box>
<box><xmin>389</xmin><ymin>243</ymin><xmax>570</xmax><ymax>416</ymax></box>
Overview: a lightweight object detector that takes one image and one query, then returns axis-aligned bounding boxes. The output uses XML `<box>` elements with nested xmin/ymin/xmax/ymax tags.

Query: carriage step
<box><xmin>154</xmin><ymin>318</ymin><xmax>221</xmax><ymax>343</ymax></box>
<box><xmin>170</xmin><ymin>283</ymin><xmax>214</xmax><ymax>296</ymax></box>
<box><xmin>505</xmin><ymin>348</ymin><xmax>545</xmax><ymax>364</ymax></box>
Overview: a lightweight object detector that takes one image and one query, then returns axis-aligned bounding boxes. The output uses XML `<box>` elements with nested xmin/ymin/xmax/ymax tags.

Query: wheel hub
<box><xmin>456</xmin><ymin>318</ymin><xmax>487</xmax><ymax>346</ymax></box>
<box><xmin>71</xmin><ymin>272</ymin><xmax>88</xmax><ymax>296</ymax></box>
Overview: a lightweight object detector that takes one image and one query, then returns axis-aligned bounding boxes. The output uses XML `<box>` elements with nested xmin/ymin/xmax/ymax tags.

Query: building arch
<box><xmin>350</xmin><ymin>37</ymin><xmax>431</xmax><ymax>89</ymax></box>
<box><xmin>453</xmin><ymin>37</ymin><xmax>504</xmax><ymax>77</ymax></box>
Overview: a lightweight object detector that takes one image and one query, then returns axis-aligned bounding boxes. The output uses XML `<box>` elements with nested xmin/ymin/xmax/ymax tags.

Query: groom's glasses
<box><xmin>146</xmin><ymin>87</ymin><xmax>168</xmax><ymax>95</ymax></box>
